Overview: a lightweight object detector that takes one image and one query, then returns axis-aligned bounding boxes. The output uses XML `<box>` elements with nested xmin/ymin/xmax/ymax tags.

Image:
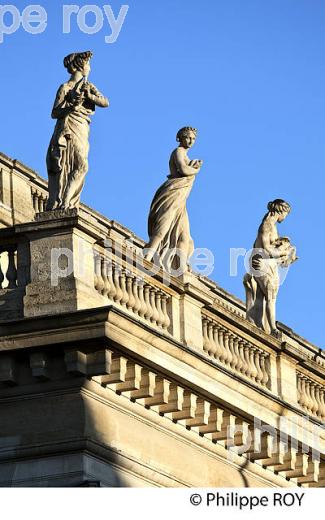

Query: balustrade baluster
<box><xmin>102</xmin><ymin>258</ymin><xmax>110</xmax><ymax>297</ymax></box>
<box><xmin>253</xmin><ymin>349</ymin><xmax>262</xmax><ymax>385</ymax></box>
<box><xmin>318</xmin><ymin>387</ymin><xmax>325</xmax><ymax>420</ymax></box>
<box><xmin>298</xmin><ymin>375</ymin><xmax>308</xmax><ymax>411</ymax></box>
<box><xmin>247</xmin><ymin>346</ymin><xmax>257</xmax><ymax>382</ymax></box>
<box><xmin>212</xmin><ymin>325</ymin><xmax>222</xmax><ymax>361</ymax></box>
<box><xmin>217</xmin><ymin>327</ymin><xmax>228</xmax><ymax>364</ymax></box>
<box><xmin>119</xmin><ymin>270</ymin><xmax>128</xmax><ymax>307</ymax></box>
<box><xmin>207</xmin><ymin>322</ymin><xmax>216</xmax><ymax>357</ymax></box>
<box><xmin>32</xmin><ymin>191</ymin><xmax>39</xmax><ymax>212</ymax></box>
<box><xmin>231</xmin><ymin>336</ymin><xmax>241</xmax><ymax>372</ymax></box>
<box><xmin>237</xmin><ymin>340</ymin><xmax>247</xmax><ymax>375</ymax></box>
<box><xmin>144</xmin><ymin>284</ymin><xmax>153</xmax><ymax>321</ymax></box>
<box><xmin>260</xmin><ymin>353</ymin><xmax>269</xmax><ymax>387</ymax></box>
<box><xmin>161</xmin><ymin>293</ymin><xmax>170</xmax><ymax>331</ymax></box>
<box><xmin>309</xmin><ymin>383</ymin><xmax>318</xmax><ymax>416</ymax></box>
<box><xmin>6</xmin><ymin>247</ymin><xmax>17</xmax><ymax>289</ymax></box>
<box><xmin>126</xmin><ymin>274</ymin><xmax>135</xmax><ymax>310</ymax></box>
<box><xmin>150</xmin><ymin>288</ymin><xmax>159</xmax><ymax>325</ymax></box>
<box><xmin>138</xmin><ymin>281</ymin><xmax>147</xmax><ymax>318</ymax></box>
<box><xmin>132</xmin><ymin>278</ymin><xmax>142</xmax><ymax>315</ymax></box>
<box><xmin>107</xmin><ymin>262</ymin><xmax>116</xmax><ymax>300</ymax></box>
<box><xmin>94</xmin><ymin>254</ymin><xmax>100</xmax><ymax>291</ymax></box>
<box><xmin>239</xmin><ymin>342</ymin><xmax>247</xmax><ymax>375</ymax></box>
<box><xmin>113</xmin><ymin>265</ymin><xmax>123</xmax><ymax>304</ymax></box>
<box><xmin>202</xmin><ymin>319</ymin><xmax>209</xmax><ymax>354</ymax></box>
<box><xmin>304</xmin><ymin>377</ymin><xmax>313</xmax><ymax>415</ymax></box>
<box><xmin>223</xmin><ymin>332</ymin><xmax>232</xmax><ymax>367</ymax></box>
<box><xmin>243</xmin><ymin>343</ymin><xmax>251</xmax><ymax>377</ymax></box>
<box><xmin>228</xmin><ymin>334</ymin><xmax>236</xmax><ymax>369</ymax></box>
<box><xmin>297</xmin><ymin>374</ymin><xmax>302</xmax><ymax>404</ymax></box>
<box><xmin>155</xmin><ymin>291</ymin><xmax>164</xmax><ymax>328</ymax></box>
<box><xmin>39</xmin><ymin>194</ymin><xmax>45</xmax><ymax>212</ymax></box>
<box><xmin>36</xmin><ymin>191</ymin><xmax>41</xmax><ymax>213</ymax></box>
<box><xmin>0</xmin><ymin>250</ymin><xmax>4</xmax><ymax>289</ymax></box>
<box><xmin>314</xmin><ymin>385</ymin><xmax>323</xmax><ymax>419</ymax></box>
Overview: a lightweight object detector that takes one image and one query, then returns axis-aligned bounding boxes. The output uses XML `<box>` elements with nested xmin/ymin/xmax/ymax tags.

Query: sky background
<box><xmin>0</xmin><ymin>0</ymin><xmax>324</xmax><ymax>347</ymax></box>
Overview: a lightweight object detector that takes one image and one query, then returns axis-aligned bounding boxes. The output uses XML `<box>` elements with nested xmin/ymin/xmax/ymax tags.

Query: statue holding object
<box><xmin>244</xmin><ymin>199</ymin><xmax>298</xmax><ymax>338</ymax></box>
<box><xmin>46</xmin><ymin>51</ymin><xmax>109</xmax><ymax>211</ymax></box>
<box><xmin>145</xmin><ymin>127</ymin><xmax>203</xmax><ymax>274</ymax></box>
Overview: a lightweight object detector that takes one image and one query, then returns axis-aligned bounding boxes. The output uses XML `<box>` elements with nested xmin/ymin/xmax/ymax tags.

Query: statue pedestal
<box><xmin>22</xmin><ymin>210</ymin><xmax>103</xmax><ymax>318</ymax></box>
<box><xmin>178</xmin><ymin>271</ymin><xmax>214</xmax><ymax>351</ymax></box>
<box><xmin>35</xmin><ymin>208</ymin><xmax>79</xmax><ymax>222</ymax></box>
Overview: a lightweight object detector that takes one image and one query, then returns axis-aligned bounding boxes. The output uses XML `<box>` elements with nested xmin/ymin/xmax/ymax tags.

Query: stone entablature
<box><xmin>0</xmin><ymin>306</ymin><xmax>323</xmax><ymax>487</ymax></box>
<box><xmin>0</xmin><ymin>152</ymin><xmax>324</xmax><ymax>487</ymax></box>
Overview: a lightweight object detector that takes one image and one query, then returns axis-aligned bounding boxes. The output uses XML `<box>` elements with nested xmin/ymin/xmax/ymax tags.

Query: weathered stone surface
<box><xmin>145</xmin><ymin>127</ymin><xmax>202</xmax><ymax>274</ymax></box>
<box><xmin>46</xmin><ymin>52</ymin><xmax>109</xmax><ymax>211</ymax></box>
<box><xmin>244</xmin><ymin>199</ymin><xmax>298</xmax><ymax>337</ymax></box>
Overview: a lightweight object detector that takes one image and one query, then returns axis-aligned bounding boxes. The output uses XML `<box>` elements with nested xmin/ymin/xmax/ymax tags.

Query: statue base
<box><xmin>35</xmin><ymin>208</ymin><xmax>79</xmax><ymax>222</ymax></box>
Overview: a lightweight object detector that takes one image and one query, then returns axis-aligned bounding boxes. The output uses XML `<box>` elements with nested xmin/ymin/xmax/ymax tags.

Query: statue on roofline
<box><xmin>145</xmin><ymin>126</ymin><xmax>203</xmax><ymax>274</ymax></box>
<box><xmin>46</xmin><ymin>51</ymin><xmax>109</xmax><ymax>211</ymax></box>
<box><xmin>244</xmin><ymin>199</ymin><xmax>298</xmax><ymax>338</ymax></box>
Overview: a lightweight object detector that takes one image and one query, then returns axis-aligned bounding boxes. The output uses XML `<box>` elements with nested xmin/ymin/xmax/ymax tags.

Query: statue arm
<box><xmin>174</xmin><ymin>148</ymin><xmax>200</xmax><ymax>177</ymax></box>
<box><xmin>51</xmin><ymin>85</ymin><xmax>74</xmax><ymax>119</ymax></box>
<box><xmin>84</xmin><ymin>83</ymin><xmax>109</xmax><ymax>108</ymax></box>
<box><xmin>260</xmin><ymin>229</ymin><xmax>288</xmax><ymax>259</ymax></box>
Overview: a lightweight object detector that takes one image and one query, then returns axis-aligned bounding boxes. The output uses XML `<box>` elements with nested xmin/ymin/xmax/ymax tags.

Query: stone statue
<box><xmin>46</xmin><ymin>51</ymin><xmax>109</xmax><ymax>211</ymax></box>
<box><xmin>243</xmin><ymin>199</ymin><xmax>298</xmax><ymax>338</ymax></box>
<box><xmin>145</xmin><ymin>127</ymin><xmax>203</xmax><ymax>273</ymax></box>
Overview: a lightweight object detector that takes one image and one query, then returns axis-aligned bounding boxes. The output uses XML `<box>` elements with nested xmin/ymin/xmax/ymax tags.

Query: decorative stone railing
<box><xmin>0</xmin><ymin>245</ymin><xmax>18</xmax><ymax>289</ymax></box>
<box><xmin>297</xmin><ymin>372</ymin><xmax>325</xmax><ymax>421</ymax></box>
<box><xmin>202</xmin><ymin>312</ymin><xmax>270</xmax><ymax>389</ymax></box>
<box><xmin>0</xmin><ymin>241</ymin><xmax>29</xmax><ymax>320</ymax></box>
<box><xmin>93</xmin><ymin>251</ymin><xmax>172</xmax><ymax>333</ymax></box>
<box><xmin>31</xmin><ymin>186</ymin><xmax>48</xmax><ymax>214</ymax></box>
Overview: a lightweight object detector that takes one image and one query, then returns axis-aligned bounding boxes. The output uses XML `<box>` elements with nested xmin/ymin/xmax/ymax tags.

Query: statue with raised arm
<box><xmin>243</xmin><ymin>199</ymin><xmax>298</xmax><ymax>338</ymax></box>
<box><xmin>46</xmin><ymin>51</ymin><xmax>109</xmax><ymax>211</ymax></box>
<box><xmin>145</xmin><ymin>127</ymin><xmax>203</xmax><ymax>273</ymax></box>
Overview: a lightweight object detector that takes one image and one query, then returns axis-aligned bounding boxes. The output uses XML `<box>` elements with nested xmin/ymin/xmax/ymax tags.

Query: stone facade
<box><xmin>0</xmin><ymin>152</ymin><xmax>324</xmax><ymax>487</ymax></box>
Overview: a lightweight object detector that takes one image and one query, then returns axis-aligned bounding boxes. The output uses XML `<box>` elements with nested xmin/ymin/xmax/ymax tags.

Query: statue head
<box><xmin>63</xmin><ymin>51</ymin><xmax>93</xmax><ymax>77</ymax></box>
<box><xmin>267</xmin><ymin>199</ymin><xmax>291</xmax><ymax>222</ymax></box>
<box><xmin>176</xmin><ymin>127</ymin><xmax>197</xmax><ymax>149</ymax></box>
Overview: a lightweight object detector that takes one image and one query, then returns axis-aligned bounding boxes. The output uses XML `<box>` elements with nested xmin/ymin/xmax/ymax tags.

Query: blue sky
<box><xmin>1</xmin><ymin>0</ymin><xmax>324</xmax><ymax>347</ymax></box>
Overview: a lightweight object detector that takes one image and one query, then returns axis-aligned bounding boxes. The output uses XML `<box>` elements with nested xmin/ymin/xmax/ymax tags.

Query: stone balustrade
<box><xmin>93</xmin><ymin>252</ymin><xmax>171</xmax><ymax>333</ymax></box>
<box><xmin>0</xmin><ymin>240</ymin><xmax>30</xmax><ymax>320</ymax></box>
<box><xmin>1</xmin><ymin>208</ymin><xmax>325</xmax><ymax>423</ymax></box>
<box><xmin>202</xmin><ymin>313</ymin><xmax>270</xmax><ymax>389</ymax></box>
<box><xmin>31</xmin><ymin>186</ymin><xmax>48</xmax><ymax>214</ymax></box>
<box><xmin>297</xmin><ymin>372</ymin><xmax>325</xmax><ymax>421</ymax></box>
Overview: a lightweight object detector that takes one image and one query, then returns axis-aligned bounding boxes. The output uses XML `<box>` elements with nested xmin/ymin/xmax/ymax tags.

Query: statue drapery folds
<box><xmin>145</xmin><ymin>127</ymin><xmax>203</xmax><ymax>274</ymax></box>
<box><xmin>46</xmin><ymin>51</ymin><xmax>109</xmax><ymax>211</ymax></box>
<box><xmin>244</xmin><ymin>199</ymin><xmax>298</xmax><ymax>337</ymax></box>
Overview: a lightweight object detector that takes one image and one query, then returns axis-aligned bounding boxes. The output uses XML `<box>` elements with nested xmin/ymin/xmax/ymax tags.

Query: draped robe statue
<box><xmin>244</xmin><ymin>199</ymin><xmax>298</xmax><ymax>337</ymax></box>
<box><xmin>46</xmin><ymin>51</ymin><xmax>109</xmax><ymax>211</ymax></box>
<box><xmin>145</xmin><ymin>127</ymin><xmax>203</xmax><ymax>274</ymax></box>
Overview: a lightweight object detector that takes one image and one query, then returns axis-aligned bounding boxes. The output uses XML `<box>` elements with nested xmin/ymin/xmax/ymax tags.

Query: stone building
<box><xmin>0</xmin><ymin>151</ymin><xmax>324</xmax><ymax>487</ymax></box>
